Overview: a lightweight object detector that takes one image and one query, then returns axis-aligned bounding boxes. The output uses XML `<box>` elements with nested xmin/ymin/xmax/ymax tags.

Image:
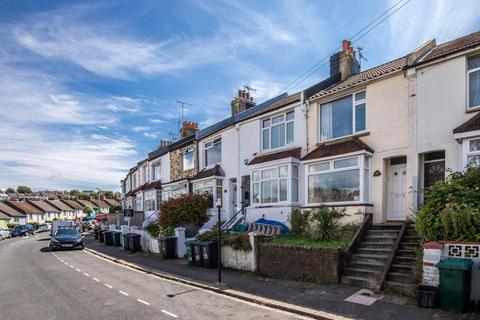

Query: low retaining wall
<box><xmin>222</xmin><ymin>246</ymin><xmax>255</xmax><ymax>272</ymax></box>
<box><xmin>257</xmin><ymin>244</ymin><xmax>343</xmax><ymax>284</ymax></box>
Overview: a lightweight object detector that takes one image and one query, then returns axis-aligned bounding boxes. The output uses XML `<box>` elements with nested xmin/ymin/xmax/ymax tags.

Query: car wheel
<box><xmin>0</xmin><ymin>235</ymin><xmax>3</xmax><ymax>240</ymax></box>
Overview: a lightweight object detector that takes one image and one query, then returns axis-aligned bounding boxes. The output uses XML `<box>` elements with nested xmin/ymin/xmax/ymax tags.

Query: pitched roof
<box><xmin>103</xmin><ymin>198</ymin><xmax>121</xmax><ymax>206</ymax></box>
<box><xmin>0</xmin><ymin>202</ymin><xmax>25</xmax><ymax>217</ymax></box>
<box><xmin>28</xmin><ymin>200</ymin><xmax>60</xmax><ymax>213</ymax></box>
<box><xmin>5</xmin><ymin>201</ymin><xmax>42</xmax><ymax>215</ymax></box>
<box><xmin>308</xmin><ymin>56</ymin><xmax>407</xmax><ymax>101</ymax></box>
<box><xmin>248</xmin><ymin>147</ymin><xmax>302</xmax><ymax>165</ymax></box>
<box><xmin>453</xmin><ymin>112</ymin><xmax>480</xmax><ymax>134</ymax></box>
<box><xmin>61</xmin><ymin>199</ymin><xmax>83</xmax><ymax>210</ymax></box>
<box><xmin>76</xmin><ymin>199</ymin><xmax>98</xmax><ymax>209</ymax></box>
<box><xmin>46</xmin><ymin>200</ymin><xmax>74</xmax><ymax>211</ymax></box>
<box><xmin>90</xmin><ymin>199</ymin><xmax>110</xmax><ymax>208</ymax></box>
<box><xmin>125</xmin><ymin>183</ymin><xmax>148</xmax><ymax>197</ymax></box>
<box><xmin>0</xmin><ymin>211</ymin><xmax>10</xmax><ymax>220</ymax></box>
<box><xmin>192</xmin><ymin>164</ymin><xmax>224</xmax><ymax>180</ymax></box>
<box><xmin>420</xmin><ymin>31</ymin><xmax>480</xmax><ymax>64</ymax></box>
<box><xmin>142</xmin><ymin>180</ymin><xmax>162</xmax><ymax>190</ymax></box>
<box><xmin>302</xmin><ymin>137</ymin><xmax>374</xmax><ymax>161</ymax></box>
<box><xmin>148</xmin><ymin>145</ymin><xmax>170</xmax><ymax>161</ymax></box>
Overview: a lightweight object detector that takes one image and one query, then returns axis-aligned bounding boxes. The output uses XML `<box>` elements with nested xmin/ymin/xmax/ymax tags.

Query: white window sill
<box><xmin>317</xmin><ymin>131</ymin><xmax>370</xmax><ymax>145</ymax></box>
<box><xmin>466</xmin><ymin>105</ymin><xmax>480</xmax><ymax>113</ymax></box>
<box><xmin>303</xmin><ymin>201</ymin><xmax>373</xmax><ymax>207</ymax></box>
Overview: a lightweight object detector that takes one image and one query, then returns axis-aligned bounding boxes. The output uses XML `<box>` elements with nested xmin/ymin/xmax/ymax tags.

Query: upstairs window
<box><xmin>468</xmin><ymin>55</ymin><xmax>480</xmax><ymax>109</ymax></box>
<box><xmin>320</xmin><ymin>91</ymin><xmax>366</xmax><ymax>141</ymax></box>
<box><xmin>182</xmin><ymin>146</ymin><xmax>194</xmax><ymax>171</ymax></box>
<box><xmin>204</xmin><ymin>137</ymin><xmax>222</xmax><ymax>167</ymax></box>
<box><xmin>151</xmin><ymin>162</ymin><xmax>161</xmax><ymax>181</ymax></box>
<box><xmin>262</xmin><ymin>111</ymin><xmax>294</xmax><ymax>150</ymax></box>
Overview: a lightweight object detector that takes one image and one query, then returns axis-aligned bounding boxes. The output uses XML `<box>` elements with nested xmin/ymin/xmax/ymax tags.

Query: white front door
<box><xmin>388</xmin><ymin>163</ymin><xmax>407</xmax><ymax>220</ymax></box>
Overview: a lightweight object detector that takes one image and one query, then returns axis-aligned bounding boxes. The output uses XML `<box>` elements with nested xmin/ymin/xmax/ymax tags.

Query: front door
<box><xmin>388</xmin><ymin>163</ymin><xmax>407</xmax><ymax>220</ymax></box>
<box><xmin>230</xmin><ymin>180</ymin><xmax>237</xmax><ymax>217</ymax></box>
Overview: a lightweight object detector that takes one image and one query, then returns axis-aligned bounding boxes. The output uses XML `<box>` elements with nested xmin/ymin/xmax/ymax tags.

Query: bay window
<box><xmin>144</xmin><ymin>190</ymin><xmax>156</xmax><ymax>211</ymax></box>
<box><xmin>204</xmin><ymin>138</ymin><xmax>222</xmax><ymax>167</ymax></box>
<box><xmin>182</xmin><ymin>146</ymin><xmax>194</xmax><ymax>171</ymax></box>
<box><xmin>192</xmin><ymin>178</ymin><xmax>223</xmax><ymax>208</ymax></box>
<box><xmin>466</xmin><ymin>138</ymin><xmax>480</xmax><ymax>167</ymax></box>
<box><xmin>468</xmin><ymin>55</ymin><xmax>480</xmax><ymax>109</ymax></box>
<box><xmin>307</xmin><ymin>155</ymin><xmax>370</xmax><ymax>204</ymax></box>
<box><xmin>320</xmin><ymin>91</ymin><xmax>366</xmax><ymax>141</ymax></box>
<box><xmin>251</xmin><ymin>164</ymin><xmax>298</xmax><ymax>204</ymax></box>
<box><xmin>262</xmin><ymin>111</ymin><xmax>294</xmax><ymax>150</ymax></box>
<box><xmin>162</xmin><ymin>181</ymin><xmax>188</xmax><ymax>201</ymax></box>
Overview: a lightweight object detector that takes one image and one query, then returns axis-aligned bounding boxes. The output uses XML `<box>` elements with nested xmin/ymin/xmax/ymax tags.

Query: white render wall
<box><xmin>415</xmin><ymin>55</ymin><xmax>471</xmax><ymax>173</ymax></box>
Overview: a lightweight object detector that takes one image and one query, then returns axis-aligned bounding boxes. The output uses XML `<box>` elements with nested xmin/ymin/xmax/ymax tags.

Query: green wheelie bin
<box><xmin>113</xmin><ymin>232</ymin><xmax>122</xmax><ymax>247</ymax></box>
<box><xmin>436</xmin><ymin>258</ymin><xmax>473</xmax><ymax>313</ymax></box>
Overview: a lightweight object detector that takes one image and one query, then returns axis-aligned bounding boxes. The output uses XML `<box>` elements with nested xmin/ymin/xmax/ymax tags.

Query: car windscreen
<box><xmin>55</xmin><ymin>228</ymin><xmax>80</xmax><ymax>237</ymax></box>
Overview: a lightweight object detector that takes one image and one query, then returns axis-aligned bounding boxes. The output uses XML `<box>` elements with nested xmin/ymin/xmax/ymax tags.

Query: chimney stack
<box><xmin>231</xmin><ymin>89</ymin><xmax>256</xmax><ymax>116</ymax></box>
<box><xmin>179</xmin><ymin>121</ymin><xmax>199</xmax><ymax>138</ymax></box>
<box><xmin>330</xmin><ymin>39</ymin><xmax>360</xmax><ymax>81</ymax></box>
<box><xmin>159</xmin><ymin>140</ymin><xmax>172</xmax><ymax>147</ymax></box>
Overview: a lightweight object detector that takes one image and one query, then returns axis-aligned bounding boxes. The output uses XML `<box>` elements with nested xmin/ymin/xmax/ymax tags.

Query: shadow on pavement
<box><xmin>37</xmin><ymin>238</ymin><xmax>51</xmax><ymax>241</ymax></box>
<box><xmin>39</xmin><ymin>247</ymin><xmax>51</xmax><ymax>253</ymax></box>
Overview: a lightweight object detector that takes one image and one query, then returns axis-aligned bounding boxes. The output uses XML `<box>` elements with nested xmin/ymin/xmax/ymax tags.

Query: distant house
<box><xmin>4</xmin><ymin>201</ymin><xmax>41</xmax><ymax>223</ymax></box>
<box><xmin>90</xmin><ymin>199</ymin><xmax>110</xmax><ymax>214</ymax></box>
<box><xmin>76</xmin><ymin>199</ymin><xmax>98</xmax><ymax>213</ymax></box>
<box><xmin>0</xmin><ymin>211</ymin><xmax>10</xmax><ymax>228</ymax></box>
<box><xmin>103</xmin><ymin>198</ymin><xmax>121</xmax><ymax>207</ymax></box>
<box><xmin>28</xmin><ymin>200</ymin><xmax>62</xmax><ymax>221</ymax></box>
<box><xmin>0</xmin><ymin>202</ymin><xmax>26</xmax><ymax>225</ymax></box>
<box><xmin>0</xmin><ymin>191</ymin><xmax>9</xmax><ymax>202</ymax></box>
<box><xmin>61</xmin><ymin>200</ymin><xmax>84</xmax><ymax>219</ymax></box>
<box><xmin>46</xmin><ymin>200</ymin><xmax>76</xmax><ymax>220</ymax></box>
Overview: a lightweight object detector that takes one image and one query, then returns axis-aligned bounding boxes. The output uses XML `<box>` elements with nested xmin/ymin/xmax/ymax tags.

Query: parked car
<box><xmin>36</xmin><ymin>224</ymin><xmax>50</xmax><ymax>233</ymax></box>
<box><xmin>0</xmin><ymin>228</ymin><xmax>11</xmax><ymax>240</ymax></box>
<box><xmin>10</xmin><ymin>224</ymin><xmax>34</xmax><ymax>237</ymax></box>
<box><xmin>49</xmin><ymin>227</ymin><xmax>84</xmax><ymax>250</ymax></box>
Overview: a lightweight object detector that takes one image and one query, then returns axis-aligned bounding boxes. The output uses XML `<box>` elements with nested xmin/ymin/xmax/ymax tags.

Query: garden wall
<box><xmin>222</xmin><ymin>246</ymin><xmax>256</xmax><ymax>272</ymax></box>
<box><xmin>257</xmin><ymin>244</ymin><xmax>343</xmax><ymax>284</ymax></box>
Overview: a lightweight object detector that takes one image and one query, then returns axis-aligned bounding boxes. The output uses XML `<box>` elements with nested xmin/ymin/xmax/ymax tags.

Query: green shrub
<box><xmin>309</xmin><ymin>207</ymin><xmax>344</xmax><ymax>241</ymax></box>
<box><xmin>415</xmin><ymin>167</ymin><xmax>480</xmax><ymax>241</ymax></box>
<box><xmin>196</xmin><ymin>230</ymin><xmax>251</xmax><ymax>251</ymax></box>
<box><xmin>159</xmin><ymin>193</ymin><xmax>210</xmax><ymax>229</ymax></box>
<box><xmin>144</xmin><ymin>221</ymin><xmax>160</xmax><ymax>238</ymax></box>
<box><xmin>109</xmin><ymin>205</ymin><xmax>122</xmax><ymax>213</ymax></box>
<box><xmin>28</xmin><ymin>221</ymin><xmax>38</xmax><ymax>227</ymax></box>
<box><xmin>6</xmin><ymin>222</ymin><xmax>17</xmax><ymax>229</ymax></box>
<box><xmin>289</xmin><ymin>208</ymin><xmax>309</xmax><ymax>237</ymax></box>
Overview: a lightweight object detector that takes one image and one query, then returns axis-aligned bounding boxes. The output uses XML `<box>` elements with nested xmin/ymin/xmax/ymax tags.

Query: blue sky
<box><xmin>0</xmin><ymin>0</ymin><xmax>479</xmax><ymax>191</ymax></box>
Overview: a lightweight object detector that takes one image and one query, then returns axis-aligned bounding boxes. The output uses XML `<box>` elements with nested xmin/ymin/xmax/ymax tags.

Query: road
<box><xmin>0</xmin><ymin>234</ymin><xmax>307</xmax><ymax>320</ymax></box>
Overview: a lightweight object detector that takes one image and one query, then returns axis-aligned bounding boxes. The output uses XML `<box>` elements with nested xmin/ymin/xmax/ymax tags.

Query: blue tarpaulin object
<box><xmin>254</xmin><ymin>218</ymin><xmax>289</xmax><ymax>234</ymax></box>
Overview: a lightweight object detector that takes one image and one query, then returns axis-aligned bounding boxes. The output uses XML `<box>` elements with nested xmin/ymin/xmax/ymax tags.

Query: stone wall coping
<box><xmin>259</xmin><ymin>242</ymin><xmax>342</xmax><ymax>252</ymax></box>
<box><xmin>423</xmin><ymin>240</ymin><xmax>480</xmax><ymax>249</ymax></box>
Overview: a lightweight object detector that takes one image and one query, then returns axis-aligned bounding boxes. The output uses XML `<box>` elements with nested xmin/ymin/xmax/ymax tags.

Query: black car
<box><xmin>11</xmin><ymin>224</ymin><xmax>34</xmax><ymax>237</ymax></box>
<box><xmin>49</xmin><ymin>227</ymin><xmax>84</xmax><ymax>250</ymax></box>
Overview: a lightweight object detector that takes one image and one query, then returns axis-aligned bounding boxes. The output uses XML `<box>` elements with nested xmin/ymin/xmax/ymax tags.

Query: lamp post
<box><xmin>216</xmin><ymin>198</ymin><xmax>222</xmax><ymax>285</ymax></box>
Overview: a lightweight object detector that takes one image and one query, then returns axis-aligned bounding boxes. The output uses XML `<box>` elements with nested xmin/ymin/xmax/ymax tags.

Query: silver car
<box><xmin>0</xmin><ymin>228</ymin><xmax>11</xmax><ymax>240</ymax></box>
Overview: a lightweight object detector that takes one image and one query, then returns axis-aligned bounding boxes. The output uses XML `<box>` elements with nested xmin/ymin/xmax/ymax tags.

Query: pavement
<box><xmin>0</xmin><ymin>233</ymin><xmax>312</xmax><ymax>320</ymax></box>
<box><xmin>82</xmin><ymin>234</ymin><xmax>478</xmax><ymax>320</ymax></box>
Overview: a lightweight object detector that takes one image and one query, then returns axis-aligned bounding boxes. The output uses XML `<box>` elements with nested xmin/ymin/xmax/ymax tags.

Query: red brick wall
<box><xmin>257</xmin><ymin>244</ymin><xmax>343</xmax><ymax>284</ymax></box>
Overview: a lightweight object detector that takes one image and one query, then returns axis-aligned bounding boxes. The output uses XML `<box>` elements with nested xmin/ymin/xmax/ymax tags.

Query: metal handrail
<box><xmin>143</xmin><ymin>209</ymin><xmax>159</xmax><ymax>223</ymax></box>
<box><xmin>220</xmin><ymin>206</ymin><xmax>246</xmax><ymax>230</ymax></box>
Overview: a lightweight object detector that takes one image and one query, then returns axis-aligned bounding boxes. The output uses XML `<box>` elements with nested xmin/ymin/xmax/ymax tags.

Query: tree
<box><xmin>6</xmin><ymin>188</ymin><xmax>14</xmax><ymax>193</ymax></box>
<box><xmin>109</xmin><ymin>205</ymin><xmax>122</xmax><ymax>213</ymax></box>
<box><xmin>69</xmin><ymin>190</ymin><xmax>81</xmax><ymax>197</ymax></box>
<box><xmin>83</xmin><ymin>206</ymin><xmax>93</xmax><ymax>215</ymax></box>
<box><xmin>17</xmin><ymin>186</ymin><xmax>32</xmax><ymax>194</ymax></box>
<box><xmin>103</xmin><ymin>191</ymin><xmax>114</xmax><ymax>199</ymax></box>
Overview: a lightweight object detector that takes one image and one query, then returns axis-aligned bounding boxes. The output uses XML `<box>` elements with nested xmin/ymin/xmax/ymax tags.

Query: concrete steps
<box><xmin>384</xmin><ymin>226</ymin><xmax>421</xmax><ymax>296</ymax></box>
<box><xmin>342</xmin><ymin>223</ymin><xmax>402</xmax><ymax>290</ymax></box>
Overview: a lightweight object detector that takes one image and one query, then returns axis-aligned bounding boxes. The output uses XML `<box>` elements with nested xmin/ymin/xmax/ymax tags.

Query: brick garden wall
<box><xmin>257</xmin><ymin>244</ymin><xmax>343</xmax><ymax>284</ymax></box>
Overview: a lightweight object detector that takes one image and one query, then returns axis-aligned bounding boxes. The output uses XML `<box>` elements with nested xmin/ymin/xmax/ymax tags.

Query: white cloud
<box><xmin>386</xmin><ymin>0</ymin><xmax>480</xmax><ymax>57</ymax></box>
<box><xmin>148</xmin><ymin>118</ymin><xmax>165</xmax><ymax>124</ymax></box>
<box><xmin>132</xmin><ymin>126</ymin><xmax>149</xmax><ymax>132</ymax></box>
<box><xmin>143</xmin><ymin>132</ymin><xmax>158</xmax><ymax>138</ymax></box>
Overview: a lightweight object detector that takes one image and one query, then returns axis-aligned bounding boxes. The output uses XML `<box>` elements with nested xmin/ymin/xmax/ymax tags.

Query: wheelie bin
<box><xmin>436</xmin><ymin>258</ymin><xmax>474</xmax><ymax>313</ymax></box>
<box><xmin>160</xmin><ymin>236</ymin><xmax>177</xmax><ymax>259</ymax></box>
<box><xmin>122</xmin><ymin>233</ymin><xmax>131</xmax><ymax>250</ymax></box>
<box><xmin>192</xmin><ymin>241</ymin><xmax>203</xmax><ymax>267</ymax></box>
<box><xmin>200</xmin><ymin>241</ymin><xmax>218</xmax><ymax>268</ymax></box>
<box><xmin>113</xmin><ymin>232</ymin><xmax>122</xmax><ymax>247</ymax></box>
<box><xmin>130</xmin><ymin>233</ymin><xmax>141</xmax><ymax>253</ymax></box>
<box><xmin>94</xmin><ymin>228</ymin><xmax>100</xmax><ymax>240</ymax></box>
<box><xmin>185</xmin><ymin>241</ymin><xmax>194</xmax><ymax>265</ymax></box>
<box><xmin>104</xmin><ymin>231</ymin><xmax>114</xmax><ymax>246</ymax></box>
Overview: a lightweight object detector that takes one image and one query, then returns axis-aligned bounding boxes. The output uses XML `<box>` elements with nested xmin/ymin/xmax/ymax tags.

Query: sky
<box><xmin>0</xmin><ymin>0</ymin><xmax>479</xmax><ymax>191</ymax></box>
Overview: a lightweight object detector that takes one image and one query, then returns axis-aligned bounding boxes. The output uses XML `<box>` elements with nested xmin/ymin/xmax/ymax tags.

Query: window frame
<box><xmin>182</xmin><ymin>146</ymin><xmax>195</xmax><ymax>171</ymax></box>
<box><xmin>467</xmin><ymin>56</ymin><xmax>480</xmax><ymax>111</ymax></box>
<box><xmin>192</xmin><ymin>177</ymin><xmax>223</xmax><ymax>209</ymax></box>
<box><xmin>261</xmin><ymin>110</ymin><xmax>295</xmax><ymax>151</ymax></box>
<box><xmin>305</xmin><ymin>154</ymin><xmax>371</xmax><ymax>206</ymax></box>
<box><xmin>151</xmin><ymin>161</ymin><xmax>161</xmax><ymax>181</ymax></box>
<box><xmin>464</xmin><ymin>137</ymin><xmax>480</xmax><ymax>168</ymax></box>
<box><xmin>204</xmin><ymin>137</ymin><xmax>222</xmax><ymax>167</ymax></box>
<box><xmin>162</xmin><ymin>181</ymin><xmax>189</xmax><ymax>202</ymax></box>
<box><xmin>318</xmin><ymin>90</ymin><xmax>367</xmax><ymax>142</ymax></box>
<box><xmin>250</xmin><ymin>163</ymin><xmax>299</xmax><ymax>205</ymax></box>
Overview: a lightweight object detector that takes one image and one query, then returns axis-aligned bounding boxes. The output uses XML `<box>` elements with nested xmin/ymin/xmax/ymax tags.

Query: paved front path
<box><xmin>84</xmin><ymin>234</ymin><xmax>468</xmax><ymax>320</ymax></box>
